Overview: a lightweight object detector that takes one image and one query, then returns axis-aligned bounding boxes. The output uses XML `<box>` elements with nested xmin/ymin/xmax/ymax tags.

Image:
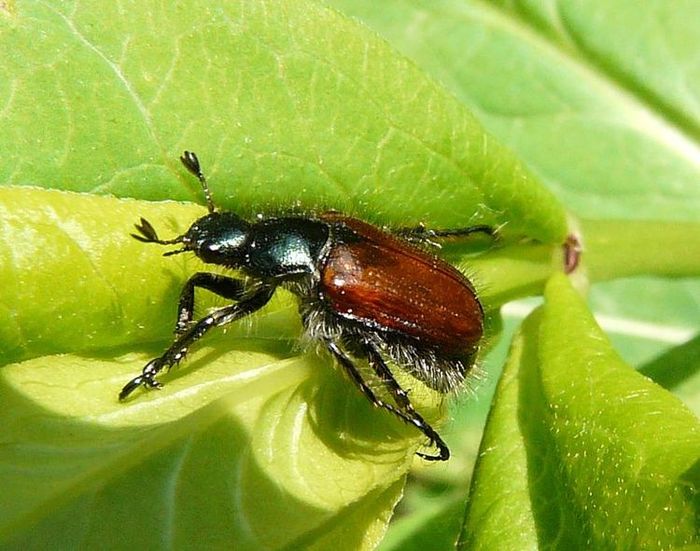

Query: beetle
<box><xmin>120</xmin><ymin>151</ymin><xmax>491</xmax><ymax>460</ymax></box>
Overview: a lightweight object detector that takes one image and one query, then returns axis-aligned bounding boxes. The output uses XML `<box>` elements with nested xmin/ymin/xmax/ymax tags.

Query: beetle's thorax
<box><xmin>244</xmin><ymin>217</ymin><xmax>331</xmax><ymax>279</ymax></box>
<box><xmin>187</xmin><ymin>213</ymin><xmax>331</xmax><ymax>280</ymax></box>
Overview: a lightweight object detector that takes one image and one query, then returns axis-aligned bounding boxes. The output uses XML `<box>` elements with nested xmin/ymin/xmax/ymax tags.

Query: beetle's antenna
<box><xmin>180</xmin><ymin>150</ymin><xmax>215</xmax><ymax>213</ymax></box>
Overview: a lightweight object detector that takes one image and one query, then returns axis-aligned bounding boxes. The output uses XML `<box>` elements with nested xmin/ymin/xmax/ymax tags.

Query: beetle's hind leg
<box><xmin>362</xmin><ymin>341</ymin><xmax>449</xmax><ymax>461</ymax></box>
<box><xmin>325</xmin><ymin>340</ymin><xmax>419</xmax><ymax>427</ymax></box>
<box><xmin>325</xmin><ymin>338</ymin><xmax>449</xmax><ymax>461</ymax></box>
<box><xmin>119</xmin><ymin>284</ymin><xmax>275</xmax><ymax>401</ymax></box>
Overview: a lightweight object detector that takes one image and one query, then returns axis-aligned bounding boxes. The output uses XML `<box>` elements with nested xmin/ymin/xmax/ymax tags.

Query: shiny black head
<box><xmin>131</xmin><ymin>151</ymin><xmax>251</xmax><ymax>268</ymax></box>
<box><xmin>181</xmin><ymin>212</ymin><xmax>250</xmax><ymax>266</ymax></box>
<box><xmin>131</xmin><ymin>211</ymin><xmax>251</xmax><ymax>267</ymax></box>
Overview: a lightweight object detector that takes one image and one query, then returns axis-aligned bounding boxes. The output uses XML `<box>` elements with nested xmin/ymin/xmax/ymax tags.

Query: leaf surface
<box><xmin>461</xmin><ymin>274</ymin><xmax>700</xmax><ymax>549</ymax></box>
<box><xmin>0</xmin><ymin>0</ymin><xmax>566</xmax><ymax>546</ymax></box>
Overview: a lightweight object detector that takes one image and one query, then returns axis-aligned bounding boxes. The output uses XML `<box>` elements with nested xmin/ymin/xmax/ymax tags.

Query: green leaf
<box><xmin>328</xmin><ymin>0</ymin><xmax>700</xmax><ymax>222</ymax></box>
<box><xmin>377</xmin><ymin>493</ymin><xmax>466</xmax><ymax>551</ymax></box>
<box><xmin>0</xmin><ymin>348</ymin><xmax>413</xmax><ymax>549</ymax></box>
<box><xmin>0</xmin><ymin>188</ymin><xmax>208</xmax><ymax>363</ymax></box>
<box><xmin>0</xmin><ymin>0</ymin><xmax>566</xmax><ymax>243</ymax></box>
<box><xmin>0</xmin><ymin>0</ymin><xmax>567</xmax><ymax>546</ymax></box>
<box><xmin>318</xmin><ymin>3</ymin><xmax>700</xmax><ymax>547</ymax></box>
<box><xmin>461</xmin><ymin>274</ymin><xmax>700</xmax><ymax>549</ymax></box>
<box><xmin>639</xmin><ymin>334</ymin><xmax>700</xmax><ymax>415</ymax></box>
<box><xmin>0</xmin><ymin>188</ymin><xmax>437</xmax><ymax>549</ymax></box>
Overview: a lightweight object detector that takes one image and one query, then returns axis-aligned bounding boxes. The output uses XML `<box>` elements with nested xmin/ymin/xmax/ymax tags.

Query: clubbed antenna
<box><xmin>180</xmin><ymin>150</ymin><xmax>215</xmax><ymax>213</ymax></box>
<box><xmin>131</xmin><ymin>217</ymin><xmax>177</xmax><ymax>244</ymax></box>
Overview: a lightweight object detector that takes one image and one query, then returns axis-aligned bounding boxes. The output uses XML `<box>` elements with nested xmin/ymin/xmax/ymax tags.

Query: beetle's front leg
<box><xmin>119</xmin><ymin>284</ymin><xmax>275</xmax><ymax>401</ymax></box>
<box><xmin>117</xmin><ymin>358</ymin><xmax>166</xmax><ymax>398</ymax></box>
<box><xmin>175</xmin><ymin>272</ymin><xmax>247</xmax><ymax>335</ymax></box>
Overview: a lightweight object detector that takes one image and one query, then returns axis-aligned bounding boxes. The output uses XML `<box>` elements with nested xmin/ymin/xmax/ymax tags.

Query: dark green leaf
<box><xmin>0</xmin><ymin>1</ymin><xmax>566</xmax><ymax>242</ymax></box>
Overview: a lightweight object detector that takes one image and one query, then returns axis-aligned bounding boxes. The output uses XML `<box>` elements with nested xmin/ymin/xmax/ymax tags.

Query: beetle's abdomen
<box><xmin>319</xmin><ymin>215</ymin><xmax>483</xmax><ymax>355</ymax></box>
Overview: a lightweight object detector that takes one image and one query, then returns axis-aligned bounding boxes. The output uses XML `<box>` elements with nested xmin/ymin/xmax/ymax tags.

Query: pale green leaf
<box><xmin>461</xmin><ymin>274</ymin><xmax>700</xmax><ymax>549</ymax></box>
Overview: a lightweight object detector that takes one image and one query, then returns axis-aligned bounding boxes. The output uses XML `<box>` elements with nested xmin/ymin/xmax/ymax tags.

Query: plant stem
<box><xmin>581</xmin><ymin>219</ymin><xmax>700</xmax><ymax>282</ymax></box>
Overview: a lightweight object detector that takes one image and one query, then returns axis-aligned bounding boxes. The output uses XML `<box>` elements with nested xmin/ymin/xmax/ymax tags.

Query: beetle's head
<box><xmin>183</xmin><ymin>212</ymin><xmax>250</xmax><ymax>266</ymax></box>
<box><xmin>132</xmin><ymin>212</ymin><xmax>250</xmax><ymax>268</ymax></box>
<box><xmin>132</xmin><ymin>151</ymin><xmax>253</xmax><ymax>267</ymax></box>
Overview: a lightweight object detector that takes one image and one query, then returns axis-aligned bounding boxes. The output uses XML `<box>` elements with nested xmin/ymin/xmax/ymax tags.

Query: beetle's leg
<box><xmin>362</xmin><ymin>341</ymin><xmax>450</xmax><ymax>461</ymax></box>
<box><xmin>175</xmin><ymin>272</ymin><xmax>247</xmax><ymax>335</ymax></box>
<box><xmin>395</xmin><ymin>223</ymin><xmax>495</xmax><ymax>248</ymax></box>
<box><xmin>119</xmin><ymin>284</ymin><xmax>275</xmax><ymax>401</ymax></box>
<box><xmin>325</xmin><ymin>340</ymin><xmax>418</xmax><ymax>427</ymax></box>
